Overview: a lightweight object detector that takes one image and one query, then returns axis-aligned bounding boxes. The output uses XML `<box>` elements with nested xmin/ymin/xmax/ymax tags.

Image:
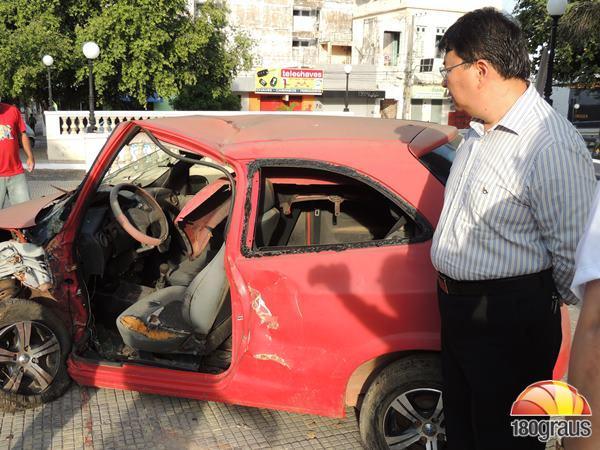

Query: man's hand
<box><xmin>20</xmin><ymin>133</ymin><xmax>34</xmax><ymax>173</ymax></box>
<box><xmin>25</xmin><ymin>156</ymin><xmax>35</xmax><ymax>173</ymax></box>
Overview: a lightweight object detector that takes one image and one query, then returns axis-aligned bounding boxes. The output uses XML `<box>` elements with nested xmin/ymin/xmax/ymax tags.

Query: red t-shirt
<box><xmin>0</xmin><ymin>103</ymin><xmax>25</xmax><ymax>176</ymax></box>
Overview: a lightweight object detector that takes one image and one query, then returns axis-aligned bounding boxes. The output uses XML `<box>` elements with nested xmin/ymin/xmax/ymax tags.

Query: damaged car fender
<box><xmin>0</xmin><ymin>241</ymin><xmax>53</xmax><ymax>291</ymax></box>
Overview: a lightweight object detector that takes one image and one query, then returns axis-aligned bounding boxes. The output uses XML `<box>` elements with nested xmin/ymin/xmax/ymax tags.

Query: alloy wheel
<box><xmin>0</xmin><ymin>321</ymin><xmax>61</xmax><ymax>395</ymax></box>
<box><xmin>383</xmin><ymin>388</ymin><xmax>445</xmax><ymax>449</ymax></box>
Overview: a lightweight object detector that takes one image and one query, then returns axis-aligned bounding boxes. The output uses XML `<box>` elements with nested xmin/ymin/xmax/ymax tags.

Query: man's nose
<box><xmin>442</xmin><ymin>78</ymin><xmax>448</xmax><ymax>88</ymax></box>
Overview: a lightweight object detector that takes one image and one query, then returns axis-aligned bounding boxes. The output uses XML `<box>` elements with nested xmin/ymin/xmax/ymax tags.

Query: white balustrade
<box><xmin>43</xmin><ymin>109</ymin><xmax>351</xmax><ymax>167</ymax></box>
<box><xmin>44</xmin><ymin>110</ymin><xmax>207</xmax><ymax>165</ymax></box>
<box><xmin>47</xmin><ymin>110</ymin><xmax>198</xmax><ymax>137</ymax></box>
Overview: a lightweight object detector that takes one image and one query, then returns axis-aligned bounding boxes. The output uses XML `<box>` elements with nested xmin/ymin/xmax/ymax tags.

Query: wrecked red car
<box><xmin>0</xmin><ymin>115</ymin><xmax>571</xmax><ymax>449</ymax></box>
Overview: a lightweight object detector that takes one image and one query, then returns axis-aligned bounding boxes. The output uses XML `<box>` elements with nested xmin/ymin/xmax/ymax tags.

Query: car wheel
<box><xmin>359</xmin><ymin>354</ymin><xmax>446</xmax><ymax>449</ymax></box>
<box><xmin>0</xmin><ymin>299</ymin><xmax>71</xmax><ymax>411</ymax></box>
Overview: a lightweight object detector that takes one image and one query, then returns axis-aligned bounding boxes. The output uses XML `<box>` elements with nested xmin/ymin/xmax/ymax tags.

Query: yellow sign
<box><xmin>255</xmin><ymin>68</ymin><xmax>324</xmax><ymax>95</ymax></box>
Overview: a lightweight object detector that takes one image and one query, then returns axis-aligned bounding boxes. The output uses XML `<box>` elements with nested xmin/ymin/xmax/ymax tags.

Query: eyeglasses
<box><xmin>439</xmin><ymin>61</ymin><xmax>471</xmax><ymax>79</ymax></box>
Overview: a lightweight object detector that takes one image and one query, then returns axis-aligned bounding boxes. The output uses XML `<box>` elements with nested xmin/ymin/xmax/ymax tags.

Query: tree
<box><xmin>0</xmin><ymin>0</ymin><xmax>88</xmax><ymax>108</ymax></box>
<box><xmin>172</xmin><ymin>2</ymin><xmax>253</xmax><ymax>111</ymax></box>
<box><xmin>514</xmin><ymin>0</ymin><xmax>600</xmax><ymax>87</ymax></box>
<box><xmin>0</xmin><ymin>0</ymin><xmax>253</xmax><ymax>110</ymax></box>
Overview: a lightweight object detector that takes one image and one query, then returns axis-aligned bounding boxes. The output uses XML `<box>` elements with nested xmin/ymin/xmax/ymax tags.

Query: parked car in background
<box><xmin>0</xmin><ymin>115</ymin><xmax>572</xmax><ymax>449</ymax></box>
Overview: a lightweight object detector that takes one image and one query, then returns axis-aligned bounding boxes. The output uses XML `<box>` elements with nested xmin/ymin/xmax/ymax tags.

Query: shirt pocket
<box><xmin>466</xmin><ymin>178</ymin><xmax>528</xmax><ymax>227</ymax></box>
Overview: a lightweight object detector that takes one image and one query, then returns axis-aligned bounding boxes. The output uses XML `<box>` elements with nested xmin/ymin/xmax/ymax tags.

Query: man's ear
<box><xmin>474</xmin><ymin>60</ymin><xmax>489</xmax><ymax>80</ymax></box>
<box><xmin>474</xmin><ymin>60</ymin><xmax>494</xmax><ymax>89</ymax></box>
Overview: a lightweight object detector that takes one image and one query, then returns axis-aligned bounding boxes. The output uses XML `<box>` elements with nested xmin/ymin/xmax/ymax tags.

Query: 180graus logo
<box><xmin>510</xmin><ymin>380</ymin><xmax>592</xmax><ymax>442</ymax></box>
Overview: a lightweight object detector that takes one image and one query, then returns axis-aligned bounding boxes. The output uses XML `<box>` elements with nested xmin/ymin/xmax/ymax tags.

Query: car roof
<box><xmin>138</xmin><ymin>115</ymin><xmax>456</xmax><ymax>160</ymax></box>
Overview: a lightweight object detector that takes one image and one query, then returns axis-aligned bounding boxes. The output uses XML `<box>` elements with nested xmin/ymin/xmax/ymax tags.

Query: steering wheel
<box><xmin>109</xmin><ymin>183</ymin><xmax>169</xmax><ymax>247</ymax></box>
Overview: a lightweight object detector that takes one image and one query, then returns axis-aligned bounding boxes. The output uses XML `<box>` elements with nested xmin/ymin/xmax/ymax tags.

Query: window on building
<box><xmin>419</xmin><ymin>58</ymin><xmax>434</xmax><ymax>72</ymax></box>
<box><xmin>292</xmin><ymin>39</ymin><xmax>315</xmax><ymax>47</ymax></box>
<box><xmin>293</xmin><ymin>8</ymin><xmax>316</xmax><ymax>16</ymax></box>
<box><xmin>331</xmin><ymin>45</ymin><xmax>352</xmax><ymax>64</ymax></box>
<box><xmin>435</xmin><ymin>28</ymin><xmax>446</xmax><ymax>58</ymax></box>
<box><xmin>416</xmin><ymin>26</ymin><xmax>427</xmax><ymax>33</ymax></box>
<box><xmin>383</xmin><ymin>31</ymin><xmax>401</xmax><ymax>66</ymax></box>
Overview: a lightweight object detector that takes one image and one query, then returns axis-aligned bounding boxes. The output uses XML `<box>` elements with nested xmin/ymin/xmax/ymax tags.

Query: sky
<box><xmin>503</xmin><ymin>0</ymin><xmax>517</xmax><ymax>13</ymax></box>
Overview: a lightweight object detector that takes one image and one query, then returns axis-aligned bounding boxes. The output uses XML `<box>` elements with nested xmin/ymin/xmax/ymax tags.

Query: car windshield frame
<box><xmin>101</xmin><ymin>141</ymin><xmax>180</xmax><ymax>187</ymax></box>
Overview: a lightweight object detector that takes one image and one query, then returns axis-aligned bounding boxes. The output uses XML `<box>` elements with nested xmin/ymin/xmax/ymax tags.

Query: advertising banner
<box><xmin>255</xmin><ymin>68</ymin><xmax>324</xmax><ymax>95</ymax></box>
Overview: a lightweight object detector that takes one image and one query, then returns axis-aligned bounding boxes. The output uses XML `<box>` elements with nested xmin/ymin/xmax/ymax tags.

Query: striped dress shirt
<box><xmin>431</xmin><ymin>84</ymin><xmax>597</xmax><ymax>303</ymax></box>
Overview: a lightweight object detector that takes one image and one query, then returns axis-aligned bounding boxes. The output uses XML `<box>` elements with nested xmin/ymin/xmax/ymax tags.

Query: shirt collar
<box><xmin>468</xmin><ymin>83</ymin><xmax>537</xmax><ymax>137</ymax></box>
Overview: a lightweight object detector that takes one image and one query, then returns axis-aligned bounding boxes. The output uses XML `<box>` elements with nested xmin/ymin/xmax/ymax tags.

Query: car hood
<box><xmin>0</xmin><ymin>193</ymin><xmax>63</xmax><ymax>229</ymax></box>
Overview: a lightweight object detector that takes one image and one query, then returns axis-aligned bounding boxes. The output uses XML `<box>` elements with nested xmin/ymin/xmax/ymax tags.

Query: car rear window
<box><xmin>419</xmin><ymin>143</ymin><xmax>457</xmax><ymax>186</ymax></box>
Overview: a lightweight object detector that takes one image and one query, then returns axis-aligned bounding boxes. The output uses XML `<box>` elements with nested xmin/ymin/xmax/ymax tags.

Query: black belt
<box><xmin>437</xmin><ymin>269</ymin><xmax>555</xmax><ymax>296</ymax></box>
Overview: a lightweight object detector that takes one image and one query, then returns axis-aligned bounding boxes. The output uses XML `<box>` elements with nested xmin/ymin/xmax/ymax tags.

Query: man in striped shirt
<box><xmin>431</xmin><ymin>8</ymin><xmax>596</xmax><ymax>450</ymax></box>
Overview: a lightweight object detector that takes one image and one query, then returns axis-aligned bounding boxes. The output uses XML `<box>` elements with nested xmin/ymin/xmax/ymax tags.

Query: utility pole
<box><xmin>402</xmin><ymin>14</ymin><xmax>415</xmax><ymax>119</ymax></box>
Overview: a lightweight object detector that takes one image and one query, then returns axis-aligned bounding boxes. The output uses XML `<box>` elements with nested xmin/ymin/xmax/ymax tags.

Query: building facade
<box><xmin>204</xmin><ymin>0</ymin><xmax>384</xmax><ymax>116</ymax></box>
<box><xmin>189</xmin><ymin>0</ymin><xmax>503</xmax><ymax>122</ymax></box>
<box><xmin>353</xmin><ymin>0</ymin><xmax>501</xmax><ymax>123</ymax></box>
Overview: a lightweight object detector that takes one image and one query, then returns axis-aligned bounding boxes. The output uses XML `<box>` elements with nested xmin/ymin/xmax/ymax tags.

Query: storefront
<box><xmin>249</xmin><ymin>67</ymin><xmax>323</xmax><ymax>112</ymax></box>
<box><xmin>234</xmin><ymin>65</ymin><xmax>383</xmax><ymax>117</ymax></box>
<box><xmin>410</xmin><ymin>85</ymin><xmax>451</xmax><ymax>124</ymax></box>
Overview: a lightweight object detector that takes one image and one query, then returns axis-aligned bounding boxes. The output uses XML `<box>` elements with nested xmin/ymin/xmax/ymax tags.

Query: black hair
<box><xmin>438</xmin><ymin>7</ymin><xmax>530</xmax><ymax>80</ymax></box>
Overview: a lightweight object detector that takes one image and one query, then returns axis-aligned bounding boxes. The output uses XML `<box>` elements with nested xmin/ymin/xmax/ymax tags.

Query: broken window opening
<box><xmin>251</xmin><ymin>166</ymin><xmax>422</xmax><ymax>252</ymax></box>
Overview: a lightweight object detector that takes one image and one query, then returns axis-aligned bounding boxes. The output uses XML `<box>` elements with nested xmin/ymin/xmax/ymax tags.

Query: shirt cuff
<box><xmin>570</xmin><ymin>265</ymin><xmax>600</xmax><ymax>302</ymax></box>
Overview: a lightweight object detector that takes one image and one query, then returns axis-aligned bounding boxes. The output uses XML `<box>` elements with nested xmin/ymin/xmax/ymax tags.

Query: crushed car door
<box><xmin>232</xmin><ymin>163</ymin><xmax>440</xmax><ymax>411</ymax></box>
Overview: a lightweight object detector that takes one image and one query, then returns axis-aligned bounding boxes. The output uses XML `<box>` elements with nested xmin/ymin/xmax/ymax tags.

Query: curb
<box><xmin>35</xmin><ymin>162</ymin><xmax>87</xmax><ymax>170</ymax></box>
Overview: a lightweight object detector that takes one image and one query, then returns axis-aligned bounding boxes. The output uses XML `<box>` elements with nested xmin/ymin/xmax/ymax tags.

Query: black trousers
<box><xmin>438</xmin><ymin>276</ymin><xmax>562</xmax><ymax>450</ymax></box>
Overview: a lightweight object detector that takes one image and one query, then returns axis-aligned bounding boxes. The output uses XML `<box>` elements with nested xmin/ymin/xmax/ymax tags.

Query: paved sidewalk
<box><xmin>0</xmin><ymin>386</ymin><xmax>362</xmax><ymax>449</ymax></box>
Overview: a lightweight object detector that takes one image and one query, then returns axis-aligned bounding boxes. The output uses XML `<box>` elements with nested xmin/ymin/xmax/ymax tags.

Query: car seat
<box><xmin>116</xmin><ymin>244</ymin><xmax>229</xmax><ymax>354</ymax></box>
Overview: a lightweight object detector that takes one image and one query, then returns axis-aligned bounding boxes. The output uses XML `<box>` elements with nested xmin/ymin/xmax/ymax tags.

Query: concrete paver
<box><xmin>1</xmin><ymin>385</ymin><xmax>363</xmax><ymax>449</ymax></box>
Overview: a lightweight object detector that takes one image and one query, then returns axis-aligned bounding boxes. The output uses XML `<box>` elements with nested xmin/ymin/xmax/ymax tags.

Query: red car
<box><xmin>0</xmin><ymin>116</ymin><xmax>570</xmax><ymax>449</ymax></box>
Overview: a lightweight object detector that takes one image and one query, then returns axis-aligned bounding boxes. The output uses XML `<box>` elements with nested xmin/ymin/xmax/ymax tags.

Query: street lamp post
<box><xmin>544</xmin><ymin>0</ymin><xmax>567</xmax><ymax>104</ymax></box>
<box><xmin>42</xmin><ymin>55</ymin><xmax>54</xmax><ymax>111</ymax></box>
<box><xmin>343</xmin><ymin>64</ymin><xmax>352</xmax><ymax>112</ymax></box>
<box><xmin>572</xmin><ymin>102</ymin><xmax>580</xmax><ymax>122</ymax></box>
<box><xmin>82</xmin><ymin>41</ymin><xmax>100</xmax><ymax>132</ymax></box>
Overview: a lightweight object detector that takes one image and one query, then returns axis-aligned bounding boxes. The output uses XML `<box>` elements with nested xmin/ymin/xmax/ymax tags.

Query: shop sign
<box><xmin>412</xmin><ymin>85</ymin><xmax>447</xmax><ymax>99</ymax></box>
<box><xmin>255</xmin><ymin>68</ymin><xmax>324</xmax><ymax>95</ymax></box>
<box><xmin>357</xmin><ymin>91</ymin><xmax>385</xmax><ymax>98</ymax></box>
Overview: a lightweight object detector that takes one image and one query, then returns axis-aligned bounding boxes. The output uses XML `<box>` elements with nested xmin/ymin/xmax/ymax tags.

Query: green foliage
<box><xmin>0</xmin><ymin>1</ymin><xmax>79</xmax><ymax>106</ymax></box>
<box><xmin>171</xmin><ymin>1</ymin><xmax>253</xmax><ymax>110</ymax></box>
<box><xmin>514</xmin><ymin>0</ymin><xmax>600</xmax><ymax>87</ymax></box>
<box><xmin>0</xmin><ymin>0</ymin><xmax>253</xmax><ymax>109</ymax></box>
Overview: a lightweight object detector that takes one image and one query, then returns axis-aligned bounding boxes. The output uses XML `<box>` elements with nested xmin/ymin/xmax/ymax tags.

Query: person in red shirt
<box><xmin>0</xmin><ymin>103</ymin><xmax>34</xmax><ymax>207</ymax></box>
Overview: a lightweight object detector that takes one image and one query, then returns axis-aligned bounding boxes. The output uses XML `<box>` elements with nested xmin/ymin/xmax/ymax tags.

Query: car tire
<box><xmin>0</xmin><ymin>298</ymin><xmax>71</xmax><ymax>412</ymax></box>
<box><xmin>359</xmin><ymin>354</ymin><xmax>446</xmax><ymax>449</ymax></box>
